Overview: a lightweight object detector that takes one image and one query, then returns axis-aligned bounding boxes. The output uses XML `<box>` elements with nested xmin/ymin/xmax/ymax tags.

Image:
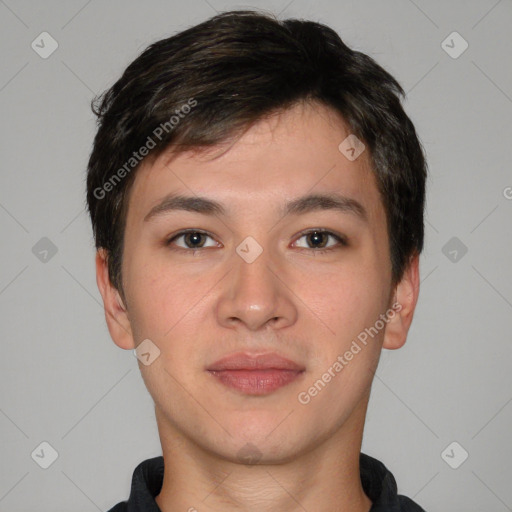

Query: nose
<box><xmin>216</xmin><ymin>244</ymin><xmax>298</xmax><ymax>332</ymax></box>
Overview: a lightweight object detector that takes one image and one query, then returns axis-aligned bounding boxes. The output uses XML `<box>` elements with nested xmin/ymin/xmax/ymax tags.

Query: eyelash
<box><xmin>165</xmin><ymin>228</ymin><xmax>348</xmax><ymax>256</ymax></box>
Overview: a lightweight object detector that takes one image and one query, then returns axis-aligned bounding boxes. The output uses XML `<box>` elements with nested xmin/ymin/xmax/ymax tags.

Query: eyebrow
<box><xmin>143</xmin><ymin>192</ymin><xmax>368</xmax><ymax>223</ymax></box>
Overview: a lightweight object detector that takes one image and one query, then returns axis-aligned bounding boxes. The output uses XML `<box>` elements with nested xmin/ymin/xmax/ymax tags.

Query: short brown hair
<box><xmin>86</xmin><ymin>9</ymin><xmax>427</xmax><ymax>296</ymax></box>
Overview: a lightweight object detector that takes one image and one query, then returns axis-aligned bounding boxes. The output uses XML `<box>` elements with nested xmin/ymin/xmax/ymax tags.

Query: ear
<box><xmin>382</xmin><ymin>252</ymin><xmax>420</xmax><ymax>350</ymax></box>
<box><xmin>95</xmin><ymin>248</ymin><xmax>135</xmax><ymax>350</ymax></box>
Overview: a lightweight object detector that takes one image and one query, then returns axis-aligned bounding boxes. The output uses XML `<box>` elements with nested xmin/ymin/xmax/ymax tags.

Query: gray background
<box><xmin>1</xmin><ymin>0</ymin><xmax>511</xmax><ymax>511</ymax></box>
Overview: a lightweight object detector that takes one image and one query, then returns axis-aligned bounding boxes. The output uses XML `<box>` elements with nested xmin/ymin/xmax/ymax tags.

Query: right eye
<box><xmin>165</xmin><ymin>229</ymin><xmax>219</xmax><ymax>254</ymax></box>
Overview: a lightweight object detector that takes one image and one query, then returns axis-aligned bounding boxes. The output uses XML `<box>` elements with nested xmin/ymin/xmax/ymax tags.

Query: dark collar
<box><xmin>108</xmin><ymin>453</ymin><xmax>426</xmax><ymax>511</ymax></box>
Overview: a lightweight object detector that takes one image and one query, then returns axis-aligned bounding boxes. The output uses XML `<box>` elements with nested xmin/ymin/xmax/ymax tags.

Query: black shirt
<box><xmin>107</xmin><ymin>453</ymin><xmax>426</xmax><ymax>511</ymax></box>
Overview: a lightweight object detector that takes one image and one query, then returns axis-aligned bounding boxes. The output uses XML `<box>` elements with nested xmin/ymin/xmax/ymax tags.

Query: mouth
<box><xmin>206</xmin><ymin>352</ymin><xmax>306</xmax><ymax>396</ymax></box>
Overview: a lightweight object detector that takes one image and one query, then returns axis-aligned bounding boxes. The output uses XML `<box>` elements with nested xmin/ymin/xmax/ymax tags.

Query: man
<box><xmin>87</xmin><ymin>9</ymin><xmax>427</xmax><ymax>512</ymax></box>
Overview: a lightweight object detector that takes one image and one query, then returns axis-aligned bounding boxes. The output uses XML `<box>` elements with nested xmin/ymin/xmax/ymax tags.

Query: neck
<box><xmin>154</xmin><ymin>397</ymin><xmax>372</xmax><ymax>512</ymax></box>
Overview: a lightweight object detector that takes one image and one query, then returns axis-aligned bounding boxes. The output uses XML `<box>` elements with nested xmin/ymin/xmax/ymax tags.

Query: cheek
<box><xmin>124</xmin><ymin>254</ymin><xmax>186</xmax><ymax>340</ymax></box>
<box><xmin>311</xmin><ymin>265</ymin><xmax>385</xmax><ymax>342</ymax></box>
<box><xmin>299</xmin><ymin>271</ymin><xmax>385</xmax><ymax>411</ymax></box>
<box><xmin>125</xmin><ymin>255</ymin><xmax>212</xmax><ymax>380</ymax></box>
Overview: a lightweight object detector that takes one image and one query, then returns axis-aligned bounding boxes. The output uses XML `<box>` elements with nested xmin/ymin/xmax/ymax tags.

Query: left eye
<box><xmin>168</xmin><ymin>230</ymin><xmax>218</xmax><ymax>250</ymax></box>
<box><xmin>293</xmin><ymin>230</ymin><xmax>347</xmax><ymax>251</ymax></box>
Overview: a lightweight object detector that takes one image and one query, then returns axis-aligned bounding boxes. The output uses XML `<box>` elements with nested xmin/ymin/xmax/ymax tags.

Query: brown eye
<box><xmin>166</xmin><ymin>230</ymin><xmax>218</xmax><ymax>251</ymax></box>
<box><xmin>294</xmin><ymin>229</ymin><xmax>347</xmax><ymax>252</ymax></box>
<box><xmin>182</xmin><ymin>232</ymin><xmax>207</xmax><ymax>248</ymax></box>
<box><xmin>306</xmin><ymin>231</ymin><xmax>329</xmax><ymax>249</ymax></box>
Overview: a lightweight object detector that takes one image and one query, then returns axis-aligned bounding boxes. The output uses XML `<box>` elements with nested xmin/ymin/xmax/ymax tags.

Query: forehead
<box><xmin>125</xmin><ymin>101</ymin><xmax>385</xmax><ymax>228</ymax></box>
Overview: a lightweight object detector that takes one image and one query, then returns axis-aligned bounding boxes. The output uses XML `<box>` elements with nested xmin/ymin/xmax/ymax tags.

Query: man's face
<box><xmin>112</xmin><ymin>101</ymin><xmax>396</xmax><ymax>462</ymax></box>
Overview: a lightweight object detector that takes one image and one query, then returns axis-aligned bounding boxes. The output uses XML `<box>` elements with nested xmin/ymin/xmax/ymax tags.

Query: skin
<box><xmin>96</xmin><ymin>100</ymin><xmax>420</xmax><ymax>512</ymax></box>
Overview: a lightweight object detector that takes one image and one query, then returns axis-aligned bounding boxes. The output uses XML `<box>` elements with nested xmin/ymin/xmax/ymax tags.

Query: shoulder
<box><xmin>360</xmin><ymin>453</ymin><xmax>428</xmax><ymax>512</ymax></box>
<box><xmin>398</xmin><ymin>494</ymin><xmax>427</xmax><ymax>511</ymax></box>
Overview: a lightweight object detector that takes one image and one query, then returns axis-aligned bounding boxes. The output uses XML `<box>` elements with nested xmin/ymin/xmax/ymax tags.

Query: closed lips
<box><xmin>207</xmin><ymin>352</ymin><xmax>305</xmax><ymax>372</ymax></box>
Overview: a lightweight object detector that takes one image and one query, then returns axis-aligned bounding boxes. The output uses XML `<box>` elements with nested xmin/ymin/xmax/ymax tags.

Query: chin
<box><xmin>198</xmin><ymin>415</ymin><xmax>311</xmax><ymax>462</ymax></box>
